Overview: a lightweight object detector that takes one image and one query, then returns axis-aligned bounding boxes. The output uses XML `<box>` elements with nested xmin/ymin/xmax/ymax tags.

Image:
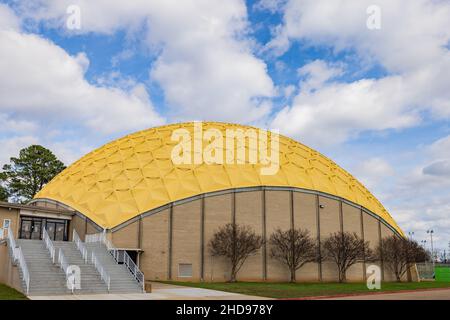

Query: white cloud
<box><xmin>0</xmin><ymin>3</ymin><xmax>20</xmax><ymax>31</ymax></box>
<box><xmin>271</xmin><ymin>60</ymin><xmax>420</xmax><ymax>146</ymax></box>
<box><xmin>358</xmin><ymin>135</ymin><xmax>450</xmax><ymax>249</ymax></box>
<box><xmin>354</xmin><ymin>157</ymin><xmax>395</xmax><ymax>186</ymax></box>
<box><xmin>428</xmin><ymin>135</ymin><xmax>450</xmax><ymax>159</ymax></box>
<box><xmin>15</xmin><ymin>0</ymin><xmax>275</xmax><ymax>123</ymax></box>
<box><xmin>267</xmin><ymin>0</ymin><xmax>450</xmax><ymax>147</ymax></box>
<box><xmin>297</xmin><ymin>59</ymin><xmax>343</xmax><ymax>91</ymax></box>
<box><xmin>0</xmin><ymin>28</ymin><xmax>164</xmax><ymax>134</ymax></box>
<box><xmin>267</xmin><ymin>0</ymin><xmax>450</xmax><ymax>71</ymax></box>
<box><xmin>0</xmin><ymin>136</ymin><xmax>40</xmax><ymax>167</ymax></box>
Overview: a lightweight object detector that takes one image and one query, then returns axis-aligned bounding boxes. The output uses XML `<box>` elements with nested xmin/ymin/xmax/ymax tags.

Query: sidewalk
<box><xmin>29</xmin><ymin>282</ymin><xmax>271</xmax><ymax>300</ymax></box>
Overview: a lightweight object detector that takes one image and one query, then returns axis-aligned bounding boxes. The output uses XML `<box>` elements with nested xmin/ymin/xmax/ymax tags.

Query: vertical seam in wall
<box><xmin>200</xmin><ymin>195</ymin><xmax>205</xmax><ymax>281</ymax></box>
<box><xmin>138</xmin><ymin>216</ymin><xmax>142</xmax><ymax>250</ymax></box>
<box><xmin>339</xmin><ymin>201</ymin><xmax>343</xmax><ymax>233</ymax></box>
<box><xmin>378</xmin><ymin>220</ymin><xmax>384</xmax><ymax>281</ymax></box>
<box><xmin>316</xmin><ymin>194</ymin><xmax>322</xmax><ymax>282</ymax></box>
<box><xmin>360</xmin><ymin>209</ymin><xmax>367</xmax><ymax>280</ymax></box>
<box><xmin>262</xmin><ymin>189</ymin><xmax>267</xmax><ymax>281</ymax></box>
<box><xmin>231</xmin><ymin>191</ymin><xmax>236</xmax><ymax>225</ymax></box>
<box><xmin>290</xmin><ymin>190</ymin><xmax>294</xmax><ymax>230</ymax></box>
<box><xmin>168</xmin><ymin>204</ymin><xmax>173</xmax><ymax>280</ymax></box>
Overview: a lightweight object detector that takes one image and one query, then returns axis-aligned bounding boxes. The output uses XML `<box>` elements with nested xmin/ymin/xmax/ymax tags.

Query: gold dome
<box><xmin>34</xmin><ymin>122</ymin><xmax>402</xmax><ymax>234</ymax></box>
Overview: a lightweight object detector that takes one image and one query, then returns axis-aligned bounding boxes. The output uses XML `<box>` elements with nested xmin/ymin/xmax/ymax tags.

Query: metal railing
<box><xmin>86</xmin><ymin>231</ymin><xmax>145</xmax><ymax>292</ymax></box>
<box><xmin>91</xmin><ymin>251</ymin><xmax>111</xmax><ymax>292</ymax></box>
<box><xmin>7</xmin><ymin>226</ymin><xmax>30</xmax><ymax>294</ymax></box>
<box><xmin>72</xmin><ymin>230</ymin><xmax>88</xmax><ymax>263</ymax></box>
<box><xmin>58</xmin><ymin>248</ymin><xmax>75</xmax><ymax>294</ymax></box>
<box><xmin>42</xmin><ymin>227</ymin><xmax>56</xmax><ymax>263</ymax></box>
<box><xmin>85</xmin><ymin>232</ymin><xmax>105</xmax><ymax>243</ymax></box>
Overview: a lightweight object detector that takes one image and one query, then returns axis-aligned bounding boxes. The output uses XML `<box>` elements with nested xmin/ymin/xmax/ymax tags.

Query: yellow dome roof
<box><xmin>34</xmin><ymin>122</ymin><xmax>402</xmax><ymax>234</ymax></box>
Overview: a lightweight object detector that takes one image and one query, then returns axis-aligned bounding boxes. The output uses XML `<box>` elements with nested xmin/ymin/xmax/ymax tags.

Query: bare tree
<box><xmin>209</xmin><ymin>223</ymin><xmax>263</xmax><ymax>282</ymax></box>
<box><xmin>377</xmin><ymin>235</ymin><xmax>429</xmax><ymax>282</ymax></box>
<box><xmin>269</xmin><ymin>228</ymin><xmax>319</xmax><ymax>282</ymax></box>
<box><xmin>322</xmin><ymin>232</ymin><xmax>373</xmax><ymax>283</ymax></box>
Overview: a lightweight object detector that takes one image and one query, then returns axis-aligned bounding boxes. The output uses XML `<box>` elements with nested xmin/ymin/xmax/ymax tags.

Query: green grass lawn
<box><xmin>0</xmin><ymin>283</ymin><xmax>28</xmax><ymax>300</ymax></box>
<box><xmin>160</xmin><ymin>280</ymin><xmax>450</xmax><ymax>299</ymax></box>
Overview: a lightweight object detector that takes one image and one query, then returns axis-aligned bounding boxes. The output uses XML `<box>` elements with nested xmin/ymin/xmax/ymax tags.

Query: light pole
<box><xmin>421</xmin><ymin>240</ymin><xmax>427</xmax><ymax>248</ymax></box>
<box><xmin>427</xmin><ymin>230</ymin><xmax>435</xmax><ymax>267</ymax></box>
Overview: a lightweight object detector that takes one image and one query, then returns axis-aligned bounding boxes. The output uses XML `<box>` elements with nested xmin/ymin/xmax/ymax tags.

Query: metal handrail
<box><xmin>91</xmin><ymin>251</ymin><xmax>111</xmax><ymax>292</ymax></box>
<box><xmin>15</xmin><ymin>247</ymin><xmax>30</xmax><ymax>295</ymax></box>
<box><xmin>58</xmin><ymin>248</ymin><xmax>75</xmax><ymax>294</ymax></box>
<box><xmin>85</xmin><ymin>232</ymin><xmax>105</xmax><ymax>243</ymax></box>
<box><xmin>42</xmin><ymin>227</ymin><xmax>56</xmax><ymax>263</ymax></box>
<box><xmin>86</xmin><ymin>231</ymin><xmax>145</xmax><ymax>292</ymax></box>
<box><xmin>72</xmin><ymin>230</ymin><xmax>88</xmax><ymax>263</ymax></box>
<box><xmin>7</xmin><ymin>226</ymin><xmax>30</xmax><ymax>294</ymax></box>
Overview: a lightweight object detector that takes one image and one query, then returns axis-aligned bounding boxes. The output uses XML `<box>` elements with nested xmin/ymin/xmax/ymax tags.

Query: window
<box><xmin>178</xmin><ymin>263</ymin><xmax>193</xmax><ymax>277</ymax></box>
<box><xmin>3</xmin><ymin>219</ymin><xmax>10</xmax><ymax>229</ymax></box>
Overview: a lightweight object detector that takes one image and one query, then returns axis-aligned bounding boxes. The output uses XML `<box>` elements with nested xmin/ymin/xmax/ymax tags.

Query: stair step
<box><xmin>12</xmin><ymin>239</ymin><xmax>143</xmax><ymax>294</ymax></box>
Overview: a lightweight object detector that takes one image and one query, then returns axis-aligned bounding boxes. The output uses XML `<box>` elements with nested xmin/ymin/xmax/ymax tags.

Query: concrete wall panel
<box><xmin>172</xmin><ymin>200</ymin><xmax>201</xmax><ymax>281</ymax></box>
<box><xmin>318</xmin><ymin>196</ymin><xmax>340</xmax><ymax>282</ymax></box>
<box><xmin>140</xmin><ymin>209</ymin><xmax>169</xmax><ymax>280</ymax></box>
<box><xmin>265</xmin><ymin>191</ymin><xmax>291</xmax><ymax>281</ymax></box>
<box><xmin>293</xmin><ymin>192</ymin><xmax>319</xmax><ymax>281</ymax></box>
<box><xmin>235</xmin><ymin>191</ymin><xmax>263</xmax><ymax>281</ymax></box>
<box><xmin>204</xmin><ymin>194</ymin><xmax>232</xmax><ymax>282</ymax></box>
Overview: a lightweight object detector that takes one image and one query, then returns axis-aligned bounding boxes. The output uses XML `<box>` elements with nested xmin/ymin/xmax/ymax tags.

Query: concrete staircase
<box><xmin>14</xmin><ymin>239</ymin><xmax>143</xmax><ymax>296</ymax></box>
<box><xmin>16</xmin><ymin>239</ymin><xmax>71</xmax><ymax>296</ymax></box>
<box><xmin>53</xmin><ymin>241</ymin><xmax>109</xmax><ymax>294</ymax></box>
<box><xmin>86</xmin><ymin>242</ymin><xmax>143</xmax><ymax>293</ymax></box>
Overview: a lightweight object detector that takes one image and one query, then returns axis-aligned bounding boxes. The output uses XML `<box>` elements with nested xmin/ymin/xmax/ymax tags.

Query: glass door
<box><xmin>46</xmin><ymin>222</ymin><xmax>56</xmax><ymax>240</ymax></box>
<box><xmin>20</xmin><ymin>219</ymin><xmax>32</xmax><ymax>239</ymax></box>
<box><xmin>19</xmin><ymin>216</ymin><xmax>69</xmax><ymax>241</ymax></box>
<box><xmin>55</xmin><ymin>223</ymin><xmax>65</xmax><ymax>241</ymax></box>
<box><xmin>30</xmin><ymin>220</ymin><xmax>42</xmax><ymax>239</ymax></box>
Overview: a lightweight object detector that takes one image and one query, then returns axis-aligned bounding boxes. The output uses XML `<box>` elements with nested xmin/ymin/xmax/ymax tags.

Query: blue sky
<box><xmin>1</xmin><ymin>0</ymin><xmax>450</xmax><ymax>251</ymax></box>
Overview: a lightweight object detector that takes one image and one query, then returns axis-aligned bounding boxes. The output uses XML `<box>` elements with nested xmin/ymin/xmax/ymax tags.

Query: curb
<box><xmin>281</xmin><ymin>286</ymin><xmax>450</xmax><ymax>300</ymax></box>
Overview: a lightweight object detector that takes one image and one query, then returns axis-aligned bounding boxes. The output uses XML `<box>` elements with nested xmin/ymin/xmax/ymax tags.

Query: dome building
<box><xmin>26</xmin><ymin>122</ymin><xmax>412</xmax><ymax>282</ymax></box>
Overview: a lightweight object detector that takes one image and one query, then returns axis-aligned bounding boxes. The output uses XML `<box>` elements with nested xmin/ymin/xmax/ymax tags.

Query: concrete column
<box><xmin>200</xmin><ymin>195</ymin><xmax>205</xmax><ymax>281</ymax></box>
<box><xmin>378</xmin><ymin>220</ymin><xmax>385</xmax><ymax>281</ymax></box>
<box><xmin>316</xmin><ymin>194</ymin><xmax>322</xmax><ymax>281</ymax></box>
<box><xmin>167</xmin><ymin>205</ymin><xmax>173</xmax><ymax>280</ymax></box>
<box><xmin>262</xmin><ymin>189</ymin><xmax>267</xmax><ymax>281</ymax></box>
<box><xmin>360</xmin><ymin>209</ymin><xmax>367</xmax><ymax>280</ymax></box>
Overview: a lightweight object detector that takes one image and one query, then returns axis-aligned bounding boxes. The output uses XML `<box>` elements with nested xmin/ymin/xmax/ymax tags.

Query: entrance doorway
<box><xmin>19</xmin><ymin>216</ymin><xmax>68</xmax><ymax>241</ymax></box>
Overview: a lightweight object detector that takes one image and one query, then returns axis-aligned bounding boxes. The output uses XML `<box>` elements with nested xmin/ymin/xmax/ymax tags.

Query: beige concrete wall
<box><xmin>69</xmin><ymin>214</ymin><xmax>86</xmax><ymax>241</ymax></box>
<box><xmin>293</xmin><ymin>192</ymin><xmax>319</xmax><ymax>281</ymax></box>
<box><xmin>235</xmin><ymin>191</ymin><xmax>263</xmax><ymax>281</ymax></box>
<box><xmin>125</xmin><ymin>189</ymin><xmax>406</xmax><ymax>283</ymax></box>
<box><xmin>265</xmin><ymin>191</ymin><xmax>291</xmax><ymax>281</ymax></box>
<box><xmin>380</xmin><ymin>223</ymin><xmax>401</xmax><ymax>281</ymax></box>
<box><xmin>172</xmin><ymin>200</ymin><xmax>201</xmax><ymax>281</ymax></box>
<box><xmin>204</xmin><ymin>194</ymin><xmax>232</xmax><ymax>282</ymax></box>
<box><xmin>0</xmin><ymin>244</ymin><xmax>22</xmax><ymax>293</ymax></box>
<box><xmin>318</xmin><ymin>196</ymin><xmax>340</xmax><ymax>282</ymax></box>
<box><xmin>342</xmin><ymin>203</ymin><xmax>365</xmax><ymax>281</ymax></box>
<box><xmin>86</xmin><ymin>219</ymin><xmax>100</xmax><ymax>235</ymax></box>
<box><xmin>362</xmin><ymin>213</ymin><xmax>382</xmax><ymax>279</ymax></box>
<box><xmin>0</xmin><ymin>207</ymin><xmax>20</xmax><ymax>238</ymax></box>
<box><xmin>112</xmin><ymin>220</ymin><xmax>139</xmax><ymax>249</ymax></box>
<box><xmin>140</xmin><ymin>209</ymin><xmax>169</xmax><ymax>280</ymax></box>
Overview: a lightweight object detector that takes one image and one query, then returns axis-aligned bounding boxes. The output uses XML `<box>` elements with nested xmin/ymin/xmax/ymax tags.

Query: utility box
<box><xmin>144</xmin><ymin>281</ymin><xmax>152</xmax><ymax>293</ymax></box>
<box><xmin>435</xmin><ymin>266</ymin><xmax>450</xmax><ymax>282</ymax></box>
